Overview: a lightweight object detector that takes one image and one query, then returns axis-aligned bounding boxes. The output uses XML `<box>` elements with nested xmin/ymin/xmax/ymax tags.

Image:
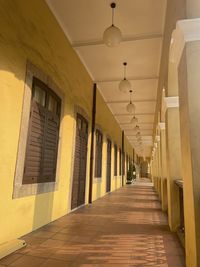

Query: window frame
<box><xmin>22</xmin><ymin>77</ymin><xmax>61</xmax><ymax>185</ymax></box>
<box><xmin>13</xmin><ymin>62</ymin><xmax>64</xmax><ymax>198</ymax></box>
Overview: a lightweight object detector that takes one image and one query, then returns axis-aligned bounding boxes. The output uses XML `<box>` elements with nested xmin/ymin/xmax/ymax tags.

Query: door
<box><xmin>71</xmin><ymin>114</ymin><xmax>88</xmax><ymax>210</ymax></box>
<box><xmin>106</xmin><ymin>139</ymin><xmax>111</xmax><ymax>193</ymax></box>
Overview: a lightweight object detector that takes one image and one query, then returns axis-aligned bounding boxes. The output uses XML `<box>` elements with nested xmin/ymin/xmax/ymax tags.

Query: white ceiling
<box><xmin>46</xmin><ymin>0</ymin><xmax>167</xmax><ymax>157</ymax></box>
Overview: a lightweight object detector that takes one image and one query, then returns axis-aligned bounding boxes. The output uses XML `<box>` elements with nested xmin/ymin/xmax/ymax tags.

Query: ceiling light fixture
<box><xmin>134</xmin><ymin>125</ymin><xmax>140</xmax><ymax>134</ymax></box>
<box><xmin>119</xmin><ymin>62</ymin><xmax>132</xmax><ymax>93</ymax></box>
<box><xmin>136</xmin><ymin>132</ymin><xmax>141</xmax><ymax>138</ymax></box>
<box><xmin>126</xmin><ymin>90</ymin><xmax>135</xmax><ymax>113</ymax></box>
<box><xmin>103</xmin><ymin>2</ymin><xmax>122</xmax><ymax>47</ymax></box>
<box><xmin>131</xmin><ymin>115</ymin><xmax>138</xmax><ymax>125</ymax></box>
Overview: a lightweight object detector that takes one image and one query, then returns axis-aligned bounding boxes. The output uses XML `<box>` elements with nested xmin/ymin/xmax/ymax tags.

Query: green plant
<box><xmin>127</xmin><ymin>163</ymin><xmax>136</xmax><ymax>181</ymax></box>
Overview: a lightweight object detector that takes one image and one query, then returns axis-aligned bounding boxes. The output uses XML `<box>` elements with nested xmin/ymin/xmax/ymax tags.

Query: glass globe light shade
<box><xmin>126</xmin><ymin>102</ymin><xmax>135</xmax><ymax>114</ymax></box>
<box><xmin>134</xmin><ymin>126</ymin><xmax>140</xmax><ymax>134</ymax></box>
<box><xmin>103</xmin><ymin>25</ymin><xmax>122</xmax><ymax>47</ymax></box>
<box><xmin>119</xmin><ymin>79</ymin><xmax>131</xmax><ymax>93</ymax></box>
<box><xmin>136</xmin><ymin>132</ymin><xmax>140</xmax><ymax>138</ymax></box>
<box><xmin>131</xmin><ymin>116</ymin><xmax>138</xmax><ymax>125</ymax></box>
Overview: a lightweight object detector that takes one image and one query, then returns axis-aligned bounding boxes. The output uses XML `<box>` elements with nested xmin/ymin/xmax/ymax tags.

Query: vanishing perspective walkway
<box><xmin>0</xmin><ymin>179</ymin><xmax>185</xmax><ymax>267</ymax></box>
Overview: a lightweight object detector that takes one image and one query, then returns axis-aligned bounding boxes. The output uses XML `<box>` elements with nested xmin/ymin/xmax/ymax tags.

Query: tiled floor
<box><xmin>0</xmin><ymin>180</ymin><xmax>185</xmax><ymax>266</ymax></box>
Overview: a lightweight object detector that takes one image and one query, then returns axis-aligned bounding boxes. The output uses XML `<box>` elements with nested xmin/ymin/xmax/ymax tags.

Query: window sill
<box><xmin>13</xmin><ymin>181</ymin><xmax>58</xmax><ymax>199</ymax></box>
<box><xmin>93</xmin><ymin>177</ymin><xmax>102</xmax><ymax>183</ymax></box>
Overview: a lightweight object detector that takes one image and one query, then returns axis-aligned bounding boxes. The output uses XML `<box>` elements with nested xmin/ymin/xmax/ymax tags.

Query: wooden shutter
<box><xmin>126</xmin><ymin>154</ymin><xmax>129</xmax><ymax>172</ymax></box>
<box><xmin>23</xmin><ymin>77</ymin><xmax>61</xmax><ymax>184</ymax></box>
<box><xmin>23</xmin><ymin>101</ymin><xmax>46</xmax><ymax>184</ymax></box>
<box><xmin>42</xmin><ymin>109</ymin><xmax>60</xmax><ymax>182</ymax></box>
<box><xmin>78</xmin><ymin>118</ymin><xmax>88</xmax><ymax>206</ymax></box>
<box><xmin>95</xmin><ymin>129</ymin><xmax>103</xmax><ymax>178</ymax></box>
<box><xmin>119</xmin><ymin>148</ymin><xmax>122</xmax><ymax>175</ymax></box>
<box><xmin>71</xmin><ymin>114</ymin><xmax>88</xmax><ymax>209</ymax></box>
<box><xmin>106</xmin><ymin>139</ymin><xmax>111</xmax><ymax>192</ymax></box>
<box><xmin>114</xmin><ymin>144</ymin><xmax>117</xmax><ymax>176</ymax></box>
<box><xmin>122</xmin><ymin>152</ymin><xmax>125</xmax><ymax>175</ymax></box>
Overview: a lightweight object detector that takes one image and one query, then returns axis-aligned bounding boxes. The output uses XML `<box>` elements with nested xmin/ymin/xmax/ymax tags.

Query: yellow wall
<box><xmin>0</xmin><ymin>0</ymin><xmax>133</xmax><ymax>245</ymax></box>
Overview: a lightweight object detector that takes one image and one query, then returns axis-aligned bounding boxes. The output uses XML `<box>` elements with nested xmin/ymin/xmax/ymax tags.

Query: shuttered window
<box><xmin>23</xmin><ymin>77</ymin><xmax>61</xmax><ymax>184</ymax></box>
<box><xmin>95</xmin><ymin>129</ymin><xmax>103</xmax><ymax>178</ymax></box>
<box><xmin>114</xmin><ymin>144</ymin><xmax>117</xmax><ymax>176</ymax></box>
<box><xmin>126</xmin><ymin>154</ymin><xmax>129</xmax><ymax>172</ymax></box>
<box><xmin>122</xmin><ymin>152</ymin><xmax>125</xmax><ymax>175</ymax></box>
<box><xmin>119</xmin><ymin>148</ymin><xmax>122</xmax><ymax>175</ymax></box>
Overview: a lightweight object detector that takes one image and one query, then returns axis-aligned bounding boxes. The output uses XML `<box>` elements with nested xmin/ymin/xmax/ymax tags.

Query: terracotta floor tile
<box><xmin>40</xmin><ymin>238</ymin><xmax>68</xmax><ymax>248</ymax></box>
<box><xmin>29</xmin><ymin>230</ymin><xmax>55</xmax><ymax>239</ymax></box>
<box><xmin>0</xmin><ymin>253</ymin><xmax>22</xmax><ymax>265</ymax></box>
<box><xmin>40</xmin><ymin>258</ymin><xmax>71</xmax><ymax>267</ymax></box>
<box><xmin>8</xmin><ymin>255</ymin><xmax>46</xmax><ymax>267</ymax></box>
<box><xmin>50</xmin><ymin>249</ymin><xmax>80</xmax><ymax>261</ymax></box>
<box><xmin>0</xmin><ymin>179</ymin><xmax>185</xmax><ymax>267</ymax></box>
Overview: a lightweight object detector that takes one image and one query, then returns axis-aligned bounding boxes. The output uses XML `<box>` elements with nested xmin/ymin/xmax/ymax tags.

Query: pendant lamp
<box><xmin>103</xmin><ymin>3</ymin><xmax>122</xmax><ymax>47</ymax></box>
<box><xmin>119</xmin><ymin>62</ymin><xmax>132</xmax><ymax>93</ymax></box>
<box><xmin>131</xmin><ymin>115</ymin><xmax>138</xmax><ymax>125</ymax></box>
<box><xmin>126</xmin><ymin>90</ymin><xmax>135</xmax><ymax>113</ymax></box>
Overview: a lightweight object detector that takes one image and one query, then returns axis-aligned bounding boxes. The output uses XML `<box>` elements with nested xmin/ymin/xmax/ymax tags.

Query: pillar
<box><xmin>165</xmin><ymin>97</ymin><xmax>182</xmax><ymax>230</ymax></box>
<box><xmin>159</xmin><ymin>122</ymin><xmax>168</xmax><ymax>212</ymax></box>
<box><xmin>171</xmin><ymin>19</ymin><xmax>200</xmax><ymax>267</ymax></box>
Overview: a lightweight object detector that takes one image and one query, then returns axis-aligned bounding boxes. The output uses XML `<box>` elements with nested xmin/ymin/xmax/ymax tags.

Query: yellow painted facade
<box><xmin>0</xmin><ymin>0</ymin><xmax>133</xmax><ymax>245</ymax></box>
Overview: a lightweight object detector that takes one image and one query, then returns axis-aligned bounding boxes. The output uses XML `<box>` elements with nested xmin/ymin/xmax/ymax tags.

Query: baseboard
<box><xmin>0</xmin><ymin>239</ymin><xmax>26</xmax><ymax>260</ymax></box>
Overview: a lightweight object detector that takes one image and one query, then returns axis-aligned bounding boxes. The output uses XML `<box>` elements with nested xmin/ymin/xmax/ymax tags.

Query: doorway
<box><xmin>106</xmin><ymin>139</ymin><xmax>112</xmax><ymax>193</ymax></box>
<box><xmin>71</xmin><ymin>114</ymin><xmax>88</xmax><ymax>210</ymax></box>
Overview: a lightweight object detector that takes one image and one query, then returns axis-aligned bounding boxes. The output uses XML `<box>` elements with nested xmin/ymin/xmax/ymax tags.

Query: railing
<box><xmin>175</xmin><ymin>179</ymin><xmax>184</xmax><ymax>233</ymax></box>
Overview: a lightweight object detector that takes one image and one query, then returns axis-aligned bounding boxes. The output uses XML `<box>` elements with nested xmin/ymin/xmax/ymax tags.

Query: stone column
<box><xmin>171</xmin><ymin>19</ymin><xmax>200</xmax><ymax>267</ymax></box>
<box><xmin>154</xmin><ymin>142</ymin><xmax>159</xmax><ymax>192</ymax></box>
<box><xmin>156</xmin><ymin>134</ymin><xmax>162</xmax><ymax>200</ymax></box>
<box><xmin>159</xmin><ymin>122</ymin><xmax>168</xmax><ymax>212</ymax></box>
<box><xmin>165</xmin><ymin>96</ymin><xmax>182</xmax><ymax>231</ymax></box>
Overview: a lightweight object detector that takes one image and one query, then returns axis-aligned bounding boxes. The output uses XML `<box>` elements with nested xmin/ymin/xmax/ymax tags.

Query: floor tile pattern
<box><xmin>0</xmin><ymin>180</ymin><xmax>185</xmax><ymax>266</ymax></box>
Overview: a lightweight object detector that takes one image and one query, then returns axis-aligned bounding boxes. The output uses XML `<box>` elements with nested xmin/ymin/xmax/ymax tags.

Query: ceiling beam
<box><xmin>127</xmin><ymin>134</ymin><xmax>153</xmax><ymax>137</ymax></box>
<box><xmin>107</xmin><ymin>99</ymin><xmax>156</xmax><ymax>104</ymax></box>
<box><xmin>125</xmin><ymin>129</ymin><xmax>153</xmax><ymax>132</ymax></box>
<box><xmin>72</xmin><ymin>33</ymin><xmax>163</xmax><ymax>48</ymax></box>
<box><xmin>96</xmin><ymin>75</ymin><xmax>158</xmax><ymax>83</ymax></box>
<box><xmin>119</xmin><ymin>122</ymin><xmax>154</xmax><ymax>125</ymax></box>
<box><xmin>114</xmin><ymin>113</ymin><xmax>154</xmax><ymax>116</ymax></box>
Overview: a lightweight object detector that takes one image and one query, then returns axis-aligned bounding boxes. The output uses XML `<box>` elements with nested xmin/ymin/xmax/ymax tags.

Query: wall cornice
<box><xmin>170</xmin><ymin>18</ymin><xmax>200</xmax><ymax>66</ymax></box>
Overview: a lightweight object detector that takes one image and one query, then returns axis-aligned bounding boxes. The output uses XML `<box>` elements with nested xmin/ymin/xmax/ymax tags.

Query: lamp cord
<box><xmin>124</xmin><ymin>64</ymin><xmax>126</xmax><ymax>79</ymax></box>
<box><xmin>112</xmin><ymin>7</ymin><xmax>114</xmax><ymax>25</ymax></box>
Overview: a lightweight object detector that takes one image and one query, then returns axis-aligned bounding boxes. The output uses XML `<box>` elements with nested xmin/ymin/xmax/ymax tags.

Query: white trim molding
<box><xmin>170</xmin><ymin>18</ymin><xmax>200</xmax><ymax>66</ymax></box>
<box><xmin>155</xmin><ymin>135</ymin><xmax>160</xmax><ymax>143</ymax></box>
<box><xmin>158</xmin><ymin>122</ymin><xmax>166</xmax><ymax>130</ymax></box>
<box><xmin>164</xmin><ymin>96</ymin><xmax>179</xmax><ymax>108</ymax></box>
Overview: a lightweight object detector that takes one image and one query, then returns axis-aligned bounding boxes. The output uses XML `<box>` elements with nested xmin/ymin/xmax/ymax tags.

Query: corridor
<box><xmin>0</xmin><ymin>180</ymin><xmax>185</xmax><ymax>267</ymax></box>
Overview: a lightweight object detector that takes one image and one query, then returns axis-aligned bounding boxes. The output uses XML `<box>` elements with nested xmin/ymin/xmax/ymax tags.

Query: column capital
<box><xmin>164</xmin><ymin>96</ymin><xmax>179</xmax><ymax>109</ymax></box>
<box><xmin>170</xmin><ymin>18</ymin><xmax>200</xmax><ymax>66</ymax></box>
<box><xmin>158</xmin><ymin>122</ymin><xmax>166</xmax><ymax>130</ymax></box>
<box><xmin>155</xmin><ymin>135</ymin><xmax>160</xmax><ymax>142</ymax></box>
